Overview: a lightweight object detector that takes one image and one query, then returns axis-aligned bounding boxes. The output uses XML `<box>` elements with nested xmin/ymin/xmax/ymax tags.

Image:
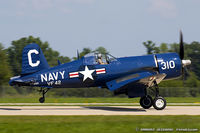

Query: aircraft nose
<box><xmin>182</xmin><ymin>59</ymin><xmax>191</xmax><ymax>67</ymax></box>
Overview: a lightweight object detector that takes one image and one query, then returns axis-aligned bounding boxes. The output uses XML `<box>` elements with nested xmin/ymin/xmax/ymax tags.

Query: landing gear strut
<box><xmin>140</xmin><ymin>81</ymin><xmax>166</xmax><ymax>110</ymax></box>
<box><xmin>39</xmin><ymin>88</ymin><xmax>50</xmax><ymax>103</ymax></box>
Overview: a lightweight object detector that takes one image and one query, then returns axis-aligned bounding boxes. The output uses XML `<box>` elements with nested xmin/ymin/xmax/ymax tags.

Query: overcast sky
<box><xmin>0</xmin><ymin>0</ymin><xmax>200</xmax><ymax>58</ymax></box>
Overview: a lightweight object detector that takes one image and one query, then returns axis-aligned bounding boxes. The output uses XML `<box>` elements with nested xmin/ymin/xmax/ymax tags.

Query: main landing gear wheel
<box><xmin>140</xmin><ymin>81</ymin><xmax>167</xmax><ymax>110</ymax></box>
<box><xmin>153</xmin><ymin>96</ymin><xmax>166</xmax><ymax>110</ymax></box>
<box><xmin>140</xmin><ymin>95</ymin><xmax>153</xmax><ymax>109</ymax></box>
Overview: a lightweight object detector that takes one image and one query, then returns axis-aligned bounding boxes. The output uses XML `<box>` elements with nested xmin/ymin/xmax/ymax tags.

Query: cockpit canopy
<box><xmin>83</xmin><ymin>52</ymin><xmax>117</xmax><ymax>65</ymax></box>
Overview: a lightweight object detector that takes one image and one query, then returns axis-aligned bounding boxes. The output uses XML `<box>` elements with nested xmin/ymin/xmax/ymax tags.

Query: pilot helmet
<box><xmin>97</xmin><ymin>53</ymin><xmax>102</xmax><ymax>59</ymax></box>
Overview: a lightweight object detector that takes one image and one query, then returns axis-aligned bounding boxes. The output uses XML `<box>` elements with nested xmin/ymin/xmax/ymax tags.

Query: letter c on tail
<box><xmin>28</xmin><ymin>49</ymin><xmax>40</xmax><ymax>67</ymax></box>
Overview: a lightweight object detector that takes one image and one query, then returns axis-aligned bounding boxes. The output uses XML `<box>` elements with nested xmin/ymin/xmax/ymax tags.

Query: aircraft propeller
<box><xmin>179</xmin><ymin>31</ymin><xmax>191</xmax><ymax>80</ymax></box>
<box><xmin>179</xmin><ymin>31</ymin><xmax>184</xmax><ymax>60</ymax></box>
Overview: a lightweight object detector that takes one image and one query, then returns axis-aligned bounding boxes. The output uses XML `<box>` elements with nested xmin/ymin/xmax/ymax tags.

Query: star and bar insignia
<box><xmin>69</xmin><ymin>66</ymin><xmax>106</xmax><ymax>82</ymax></box>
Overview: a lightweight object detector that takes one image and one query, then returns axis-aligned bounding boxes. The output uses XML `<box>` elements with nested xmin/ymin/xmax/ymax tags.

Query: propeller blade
<box><xmin>184</xmin><ymin>66</ymin><xmax>190</xmax><ymax>77</ymax></box>
<box><xmin>182</xmin><ymin>66</ymin><xmax>190</xmax><ymax>83</ymax></box>
<box><xmin>179</xmin><ymin>30</ymin><xmax>184</xmax><ymax>60</ymax></box>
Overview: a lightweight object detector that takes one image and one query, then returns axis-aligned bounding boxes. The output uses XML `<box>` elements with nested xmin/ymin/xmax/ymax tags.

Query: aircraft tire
<box><xmin>153</xmin><ymin>97</ymin><xmax>166</xmax><ymax>110</ymax></box>
<box><xmin>140</xmin><ymin>95</ymin><xmax>153</xmax><ymax>109</ymax></box>
<box><xmin>39</xmin><ymin>97</ymin><xmax>45</xmax><ymax>103</ymax></box>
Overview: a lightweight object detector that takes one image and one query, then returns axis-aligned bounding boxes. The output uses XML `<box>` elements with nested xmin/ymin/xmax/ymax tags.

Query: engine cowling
<box><xmin>155</xmin><ymin>53</ymin><xmax>182</xmax><ymax>79</ymax></box>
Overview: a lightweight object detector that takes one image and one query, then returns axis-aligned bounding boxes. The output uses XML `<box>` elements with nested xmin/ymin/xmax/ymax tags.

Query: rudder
<box><xmin>21</xmin><ymin>43</ymin><xmax>49</xmax><ymax>75</ymax></box>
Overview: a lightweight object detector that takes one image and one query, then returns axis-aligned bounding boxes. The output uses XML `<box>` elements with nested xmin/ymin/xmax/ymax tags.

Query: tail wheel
<box><xmin>38</xmin><ymin>88</ymin><xmax>50</xmax><ymax>103</ymax></box>
<box><xmin>153</xmin><ymin>97</ymin><xmax>166</xmax><ymax>110</ymax></box>
<box><xmin>140</xmin><ymin>95</ymin><xmax>153</xmax><ymax>109</ymax></box>
<box><xmin>39</xmin><ymin>97</ymin><xmax>45</xmax><ymax>103</ymax></box>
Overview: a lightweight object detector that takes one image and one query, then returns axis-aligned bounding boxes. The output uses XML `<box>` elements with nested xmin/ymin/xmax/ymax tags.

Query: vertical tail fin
<box><xmin>21</xmin><ymin>43</ymin><xmax>49</xmax><ymax>75</ymax></box>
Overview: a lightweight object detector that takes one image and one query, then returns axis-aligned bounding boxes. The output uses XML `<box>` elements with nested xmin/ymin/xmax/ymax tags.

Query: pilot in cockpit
<box><xmin>97</xmin><ymin>53</ymin><xmax>107</xmax><ymax>65</ymax></box>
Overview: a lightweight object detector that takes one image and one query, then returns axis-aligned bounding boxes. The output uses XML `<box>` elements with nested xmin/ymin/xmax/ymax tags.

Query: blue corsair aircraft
<box><xmin>9</xmin><ymin>32</ymin><xmax>191</xmax><ymax>110</ymax></box>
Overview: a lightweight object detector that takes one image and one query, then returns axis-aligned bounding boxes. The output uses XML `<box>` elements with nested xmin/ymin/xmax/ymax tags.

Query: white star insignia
<box><xmin>80</xmin><ymin>66</ymin><xmax>95</xmax><ymax>81</ymax></box>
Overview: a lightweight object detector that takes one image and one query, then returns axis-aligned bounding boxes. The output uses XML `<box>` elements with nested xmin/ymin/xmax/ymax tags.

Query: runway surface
<box><xmin>0</xmin><ymin>106</ymin><xmax>200</xmax><ymax>115</ymax></box>
<box><xmin>0</xmin><ymin>103</ymin><xmax>200</xmax><ymax>105</ymax></box>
